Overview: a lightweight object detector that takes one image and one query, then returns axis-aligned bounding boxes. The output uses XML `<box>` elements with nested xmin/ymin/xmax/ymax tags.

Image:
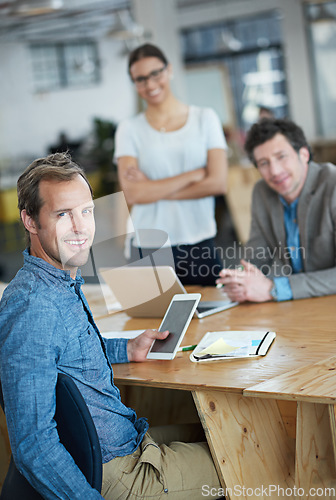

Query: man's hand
<box><xmin>216</xmin><ymin>259</ymin><xmax>274</xmax><ymax>303</ymax></box>
<box><xmin>127</xmin><ymin>329</ymin><xmax>169</xmax><ymax>362</ymax></box>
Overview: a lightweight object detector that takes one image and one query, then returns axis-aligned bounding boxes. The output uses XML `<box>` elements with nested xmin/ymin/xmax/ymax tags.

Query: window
<box><xmin>30</xmin><ymin>41</ymin><xmax>100</xmax><ymax>92</ymax></box>
<box><xmin>180</xmin><ymin>11</ymin><xmax>288</xmax><ymax>131</ymax></box>
<box><xmin>306</xmin><ymin>1</ymin><xmax>336</xmax><ymax>138</ymax></box>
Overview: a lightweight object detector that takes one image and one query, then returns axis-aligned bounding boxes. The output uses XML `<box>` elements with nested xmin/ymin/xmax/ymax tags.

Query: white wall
<box><xmin>0</xmin><ymin>38</ymin><xmax>136</xmax><ymax>161</ymax></box>
<box><xmin>0</xmin><ymin>0</ymin><xmax>319</xmax><ymax>165</ymax></box>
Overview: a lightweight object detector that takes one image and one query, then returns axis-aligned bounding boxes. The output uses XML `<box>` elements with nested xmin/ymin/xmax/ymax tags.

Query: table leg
<box><xmin>193</xmin><ymin>390</ymin><xmax>295</xmax><ymax>500</ymax></box>
<box><xmin>331</xmin><ymin>405</ymin><xmax>336</xmax><ymax>469</ymax></box>
<box><xmin>295</xmin><ymin>402</ymin><xmax>336</xmax><ymax>499</ymax></box>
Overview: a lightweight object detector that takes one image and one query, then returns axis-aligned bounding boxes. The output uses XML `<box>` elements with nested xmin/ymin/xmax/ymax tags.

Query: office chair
<box><xmin>0</xmin><ymin>373</ymin><xmax>102</xmax><ymax>499</ymax></box>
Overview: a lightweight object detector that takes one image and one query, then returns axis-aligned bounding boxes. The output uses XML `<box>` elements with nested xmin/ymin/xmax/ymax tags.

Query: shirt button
<box><xmin>164</xmin><ymin>488</ymin><xmax>168</xmax><ymax>493</ymax></box>
<box><xmin>291</xmin><ymin>246</ymin><xmax>295</xmax><ymax>251</ymax></box>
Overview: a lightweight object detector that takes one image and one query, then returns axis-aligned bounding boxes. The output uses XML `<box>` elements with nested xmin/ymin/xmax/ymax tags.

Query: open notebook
<box><xmin>190</xmin><ymin>330</ymin><xmax>276</xmax><ymax>362</ymax></box>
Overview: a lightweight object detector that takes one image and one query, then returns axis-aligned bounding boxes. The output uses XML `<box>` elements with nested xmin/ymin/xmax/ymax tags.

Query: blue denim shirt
<box><xmin>0</xmin><ymin>250</ymin><xmax>148</xmax><ymax>499</ymax></box>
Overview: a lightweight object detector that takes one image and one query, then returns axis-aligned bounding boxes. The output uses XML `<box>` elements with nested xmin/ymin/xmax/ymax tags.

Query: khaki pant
<box><xmin>101</xmin><ymin>424</ymin><xmax>223</xmax><ymax>499</ymax></box>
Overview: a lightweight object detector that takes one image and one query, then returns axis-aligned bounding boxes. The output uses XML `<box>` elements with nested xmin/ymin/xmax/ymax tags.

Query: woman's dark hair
<box><xmin>128</xmin><ymin>43</ymin><xmax>168</xmax><ymax>75</ymax></box>
<box><xmin>245</xmin><ymin>118</ymin><xmax>312</xmax><ymax>166</ymax></box>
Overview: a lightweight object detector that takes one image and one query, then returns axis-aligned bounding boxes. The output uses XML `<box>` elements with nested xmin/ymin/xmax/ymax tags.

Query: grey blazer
<box><xmin>245</xmin><ymin>161</ymin><xmax>336</xmax><ymax>299</ymax></box>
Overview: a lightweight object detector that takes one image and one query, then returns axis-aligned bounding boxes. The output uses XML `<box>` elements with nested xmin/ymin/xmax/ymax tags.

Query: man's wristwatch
<box><xmin>270</xmin><ymin>281</ymin><xmax>277</xmax><ymax>301</ymax></box>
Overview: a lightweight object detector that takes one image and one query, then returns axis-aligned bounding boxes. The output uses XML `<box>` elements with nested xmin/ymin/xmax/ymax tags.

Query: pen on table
<box><xmin>178</xmin><ymin>344</ymin><xmax>197</xmax><ymax>352</ymax></box>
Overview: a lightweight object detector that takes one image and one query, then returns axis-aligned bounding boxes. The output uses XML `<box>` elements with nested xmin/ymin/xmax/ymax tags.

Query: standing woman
<box><xmin>115</xmin><ymin>43</ymin><xmax>228</xmax><ymax>285</ymax></box>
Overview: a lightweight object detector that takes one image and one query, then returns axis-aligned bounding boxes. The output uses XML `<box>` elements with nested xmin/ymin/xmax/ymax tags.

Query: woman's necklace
<box><xmin>145</xmin><ymin>105</ymin><xmax>189</xmax><ymax>133</ymax></box>
<box><xmin>145</xmin><ymin>112</ymin><xmax>171</xmax><ymax>133</ymax></box>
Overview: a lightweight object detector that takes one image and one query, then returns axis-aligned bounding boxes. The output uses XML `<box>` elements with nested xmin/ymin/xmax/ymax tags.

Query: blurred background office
<box><xmin>0</xmin><ymin>0</ymin><xmax>336</xmax><ymax>282</ymax></box>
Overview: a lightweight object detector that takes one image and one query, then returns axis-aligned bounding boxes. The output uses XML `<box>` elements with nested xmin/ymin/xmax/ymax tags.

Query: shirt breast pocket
<box><xmin>79</xmin><ymin>327</ymin><xmax>102</xmax><ymax>382</ymax></box>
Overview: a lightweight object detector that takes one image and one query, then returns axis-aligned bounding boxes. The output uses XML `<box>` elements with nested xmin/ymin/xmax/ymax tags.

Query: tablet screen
<box><xmin>150</xmin><ymin>300</ymin><xmax>196</xmax><ymax>354</ymax></box>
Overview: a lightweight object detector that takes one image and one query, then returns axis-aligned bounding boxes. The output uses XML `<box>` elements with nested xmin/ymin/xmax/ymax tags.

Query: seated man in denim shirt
<box><xmin>0</xmin><ymin>153</ymin><xmax>221</xmax><ymax>499</ymax></box>
<box><xmin>217</xmin><ymin>119</ymin><xmax>336</xmax><ymax>302</ymax></box>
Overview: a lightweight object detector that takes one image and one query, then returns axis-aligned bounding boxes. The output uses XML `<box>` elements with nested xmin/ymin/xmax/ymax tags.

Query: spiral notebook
<box><xmin>190</xmin><ymin>330</ymin><xmax>276</xmax><ymax>362</ymax></box>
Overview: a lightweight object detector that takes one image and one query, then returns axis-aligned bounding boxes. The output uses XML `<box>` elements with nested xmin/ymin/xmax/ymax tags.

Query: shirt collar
<box><xmin>279</xmin><ymin>196</ymin><xmax>299</xmax><ymax>210</ymax></box>
<box><xmin>23</xmin><ymin>248</ymin><xmax>84</xmax><ymax>286</ymax></box>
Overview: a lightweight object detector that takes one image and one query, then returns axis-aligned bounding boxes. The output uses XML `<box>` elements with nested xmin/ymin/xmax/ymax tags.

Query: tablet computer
<box><xmin>147</xmin><ymin>293</ymin><xmax>201</xmax><ymax>360</ymax></box>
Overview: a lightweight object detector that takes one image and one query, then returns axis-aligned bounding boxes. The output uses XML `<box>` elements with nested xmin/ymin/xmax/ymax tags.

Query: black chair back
<box><xmin>0</xmin><ymin>374</ymin><xmax>102</xmax><ymax>499</ymax></box>
<box><xmin>55</xmin><ymin>373</ymin><xmax>102</xmax><ymax>490</ymax></box>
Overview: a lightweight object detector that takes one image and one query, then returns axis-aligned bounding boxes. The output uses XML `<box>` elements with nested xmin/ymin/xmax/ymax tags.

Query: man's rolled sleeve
<box><xmin>104</xmin><ymin>337</ymin><xmax>129</xmax><ymax>364</ymax></box>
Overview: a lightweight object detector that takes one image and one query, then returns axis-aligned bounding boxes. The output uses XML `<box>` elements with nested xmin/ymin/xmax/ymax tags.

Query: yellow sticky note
<box><xmin>198</xmin><ymin>338</ymin><xmax>240</xmax><ymax>356</ymax></box>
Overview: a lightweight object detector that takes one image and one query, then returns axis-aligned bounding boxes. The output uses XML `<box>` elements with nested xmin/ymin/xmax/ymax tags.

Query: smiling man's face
<box><xmin>253</xmin><ymin>133</ymin><xmax>310</xmax><ymax>203</ymax></box>
<box><xmin>22</xmin><ymin>174</ymin><xmax>95</xmax><ymax>277</ymax></box>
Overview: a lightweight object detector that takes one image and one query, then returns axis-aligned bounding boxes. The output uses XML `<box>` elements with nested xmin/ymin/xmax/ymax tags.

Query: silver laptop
<box><xmin>99</xmin><ymin>266</ymin><xmax>238</xmax><ymax>318</ymax></box>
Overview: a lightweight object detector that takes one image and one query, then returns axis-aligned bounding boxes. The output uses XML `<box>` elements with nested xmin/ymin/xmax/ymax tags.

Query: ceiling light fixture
<box><xmin>12</xmin><ymin>0</ymin><xmax>64</xmax><ymax>17</ymax></box>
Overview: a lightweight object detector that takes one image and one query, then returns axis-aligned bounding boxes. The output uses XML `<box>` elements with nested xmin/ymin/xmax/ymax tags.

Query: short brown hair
<box><xmin>17</xmin><ymin>152</ymin><xmax>92</xmax><ymax>223</ymax></box>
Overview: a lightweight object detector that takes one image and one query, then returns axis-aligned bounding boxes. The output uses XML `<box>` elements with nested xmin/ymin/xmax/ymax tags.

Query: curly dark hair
<box><xmin>128</xmin><ymin>43</ymin><xmax>168</xmax><ymax>75</ymax></box>
<box><xmin>245</xmin><ymin>118</ymin><xmax>312</xmax><ymax>166</ymax></box>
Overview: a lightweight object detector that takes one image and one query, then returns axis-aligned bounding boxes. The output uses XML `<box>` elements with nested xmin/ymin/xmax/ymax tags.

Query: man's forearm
<box><xmin>288</xmin><ymin>267</ymin><xmax>336</xmax><ymax>299</ymax></box>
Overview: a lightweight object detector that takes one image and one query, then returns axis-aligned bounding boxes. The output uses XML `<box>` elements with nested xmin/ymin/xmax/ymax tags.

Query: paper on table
<box><xmin>197</xmin><ymin>338</ymin><xmax>240</xmax><ymax>356</ymax></box>
<box><xmin>101</xmin><ymin>330</ymin><xmax>144</xmax><ymax>339</ymax></box>
<box><xmin>190</xmin><ymin>330</ymin><xmax>276</xmax><ymax>363</ymax></box>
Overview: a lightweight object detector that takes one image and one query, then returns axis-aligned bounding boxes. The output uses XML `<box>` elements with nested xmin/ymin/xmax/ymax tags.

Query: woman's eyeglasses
<box><xmin>132</xmin><ymin>65</ymin><xmax>167</xmax><ymax>88</ymax></box>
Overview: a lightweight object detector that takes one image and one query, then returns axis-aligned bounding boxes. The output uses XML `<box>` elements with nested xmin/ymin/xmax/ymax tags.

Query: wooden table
<box><xmin>245</xmin><ymin>356</ymin><xmax>336</xmax><ymax>498</ymax></box>
<box><xmin>93</xmin><ymin>287</ymin><xmax>336</xmax><ymax>500</ymax></box>
<box><xmin>1</xmin><ymin>283</ymin><xmax>336</xmax><ymax>498</ymax></box>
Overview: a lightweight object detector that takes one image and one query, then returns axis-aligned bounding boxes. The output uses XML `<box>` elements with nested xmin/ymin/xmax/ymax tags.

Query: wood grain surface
<box><xmin>295</xmin><ymin>402</ymin><xmax>336</xmax><ymax>499</ymax></box>
<box><xmin>96</xmin><ymin>293</ymin><xmax>336</xmax><ymax>393</ymax></box>
<box><xmin>245</xmin><ymin>355</ymin><xmax>336</xmax><ymax>404</ymax></box>
<box><xmin>193</xmin><ymin>390</ymin><xmax>295</xmax><ymax>499</ymax></box>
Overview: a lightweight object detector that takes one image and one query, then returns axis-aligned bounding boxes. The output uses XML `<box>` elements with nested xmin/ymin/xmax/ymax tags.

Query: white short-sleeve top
<box><xmin>115</xmin><ymin>105</ymin><xmax>227</xmax><ymax>248</ymax></box>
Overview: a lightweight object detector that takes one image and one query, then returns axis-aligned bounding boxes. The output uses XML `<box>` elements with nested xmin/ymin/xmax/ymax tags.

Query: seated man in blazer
<box><xmin>217</xmin><ymin>118</ymin><xmax>336</xmax><ymax>302</ymax></box>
